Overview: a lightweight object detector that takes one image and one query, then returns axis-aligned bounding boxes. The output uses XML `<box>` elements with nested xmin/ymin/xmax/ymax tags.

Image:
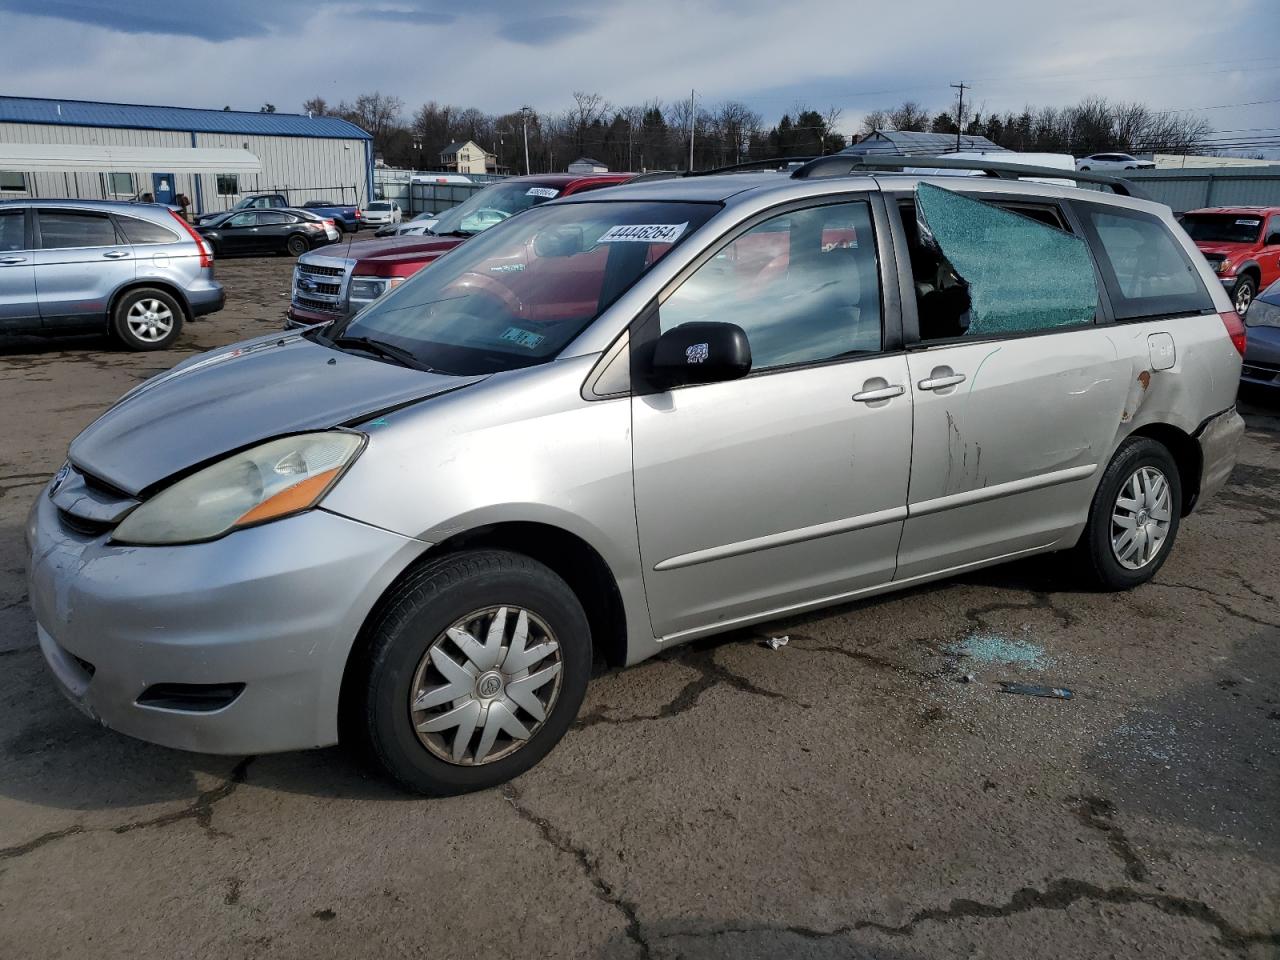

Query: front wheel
<box><xmin>1233</xmin><ymin>275</ymin><xmax>1256</xmax><ymax>316</ymax></box>
<box><xmin>111</xmin><ymin>287</ymin><xmax>184</xmax><ymax>350</ymax></box>
<box><xmin>286</xmin><ymin>234</ymin><xmax>309</xmax><ymax>257</ymax></box>
<box><xmin>1079</xmin><ymin>166</ymin><xmax>1090</xmax><ymax>171</ymax></box>
<box><xmin>354</xmin><ymin>550</ymin><xmax>591</xmax><ymax>795</ymax></box>
<box><xmin>1074</xmin><ymin>437</ymin><xmax>1181</xmax><ymax>590</ymax></box>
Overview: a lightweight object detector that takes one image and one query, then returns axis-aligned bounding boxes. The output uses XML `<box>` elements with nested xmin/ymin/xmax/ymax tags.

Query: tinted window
<box><xmin>908</xmin><ymin>184</ymin><xmax>1097</xmax><ymax>341</ymax></box>
<box><xmin>225</xmin><ymin>212</ymin><xmax>256</xmax><ymax>228</ymax></box>
<box><xmin>1082</xmin><ymin>205</ymin><xmax>1213</xmax><ymax>320</ymax></box>
<box><xmin>216</xmin><ymin>175</ymin><xmax>239</xmax><ymax>196</ymax></box>
<box><xmin>115</xmin><ymin>214</ymin><xmax>179</xmax><ymax>245</ymax></box>
<box><xmin>37</xmin><ymin>211</ymin><xmax>119</xmax><ymax>249</ymax></box>
<box><xmin>661</xmin><ymin>200</ymin><xmax>882</xmax><ymax>370</ymax></box>
<box><xmin>1181</xmin><ymin>214</ymin><xmax>1262</xmax><ymax>244</ymax></box>
<box><xmin>0</xmin><ymin>210</ymin><xmax>25</xmax><ymax>251</ymax></box>
<box><xmin>336</xmin><ymin>200</ymin><xmax>715</xmax><ymax>376</ymax></box>
<box><xmin>256</xmin><ymin>211</ymin><xmax>292</xmax><ymax>225</ymax></box>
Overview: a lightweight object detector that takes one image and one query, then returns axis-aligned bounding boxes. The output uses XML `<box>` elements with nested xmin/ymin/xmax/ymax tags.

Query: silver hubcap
<box><xmin>1111</xmin><ymin>466</ymin><xmax>1173</xmax><ymax>570</ymax></box>
<box><xmin>409</xmin><ymin>605</ymin><xmax>562</xmax><ymax>766</ymax></box>
<box><xmin>1236</xmin><ymin>284</ymin><xmax>1253</xmax><ymax>315</ymax></box>
<box><xmin>126</xmin><ymin>298</ymin><xmax>174</xmax><ymax>342</ymax></box>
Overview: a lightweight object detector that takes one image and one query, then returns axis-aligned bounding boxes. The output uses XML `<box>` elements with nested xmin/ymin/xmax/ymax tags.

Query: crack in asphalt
<box><xmin>671</xmin><ymin>878</ymin><xmax>1280</xmax><ymax>950</ymax></box>
<box><xmin>576</xmin><ymin>643</ymin><xmax>803</xmax><ymax>730</ymax></box>
<box><xmin>0</xmin><ymin>757</ymin><xmax>254</xmax><ymax>864</ymax></box>
<box><xmin>1153</xmin><ymin>580</ymin><xmax>1280</xmax><ymax>631</ymax></box>
<box><xmin>784</xmin><ymin>635</ymin><xmax>943</xmax><ymax>684</ymax></box>
<box><xmin>962</xmin><ymin>590</ymin><xmax>1078</xmax><ymax>631</ymax></box>
<box><xmin>1069</xmin><ymin>795</ymin><xmax>1149</xmax><ymax>883</ymax></box>
<box><xmin>500</xmin><ymin>783</ymin><xmax>651</xmax><ymax>959</ymax></box>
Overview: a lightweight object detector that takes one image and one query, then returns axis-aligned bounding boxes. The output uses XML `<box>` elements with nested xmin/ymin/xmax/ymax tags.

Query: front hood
<box><xmin>353</xmin><ymin>236</ymin><xmax>464</xmax><ymax>262</ymax></box>
<box><xmin>70</xmin><ymin>333</ymin><xmax>483</xmax><ymax>495</ymax></box>
<box><xmin>1195</xmin><ymin>242</ymin><xmax>1254</xmax><ymax>259</ymax></box>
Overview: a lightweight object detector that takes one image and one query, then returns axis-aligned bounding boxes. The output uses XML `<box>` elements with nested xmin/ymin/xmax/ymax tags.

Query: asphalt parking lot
<box><xmin>1</xmin><ymin>240</ymin><xmax>1277</xmax><ymax>959</ymax></box>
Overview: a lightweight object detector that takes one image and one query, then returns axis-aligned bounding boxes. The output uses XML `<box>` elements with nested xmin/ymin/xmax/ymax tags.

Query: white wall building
<box><xmin>0</xmin><ymin>96</ymin><xmax>373</xmax><ymax>217</ymax></box>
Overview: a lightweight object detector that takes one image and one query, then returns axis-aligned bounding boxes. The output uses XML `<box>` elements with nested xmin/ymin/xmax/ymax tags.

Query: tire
<box><xmin>110</xmin><ymin>287</ymin><xmax>185</xmax><ymax>351</ymax></box>
<box><xmin>333</xmin><ymin>222</ymin><xmax>345</xmax><ymax>240</ymax></box>
<box><xmin>1079</xmin><ymin>166</ymin><xmax>1090</xmax><ymax>171</ymax></box>
<box><xmin>286</xmin><ymin>234</ymin><xmax>309</xmax><ymax>257</ymax></box>
<box><xmin>354</xmin><ymin>550</ymin><xmax>592</xmax><ymax>795</ymax></box>
<box><xmin>1233</xmin><ymin>275</ymin><xmax>1257</xmax><ymax>316</ymax></box>
<box><xmin>1074</xmin><ymin>437</ymin><xmax>1182</xmax><ymax>590</ymax></box>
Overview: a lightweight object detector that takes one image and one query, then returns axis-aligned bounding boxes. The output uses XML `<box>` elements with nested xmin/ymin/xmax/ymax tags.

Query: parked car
<box><xmin>1180</xmin><ymin>206</ymin><xmax>1280</xmax><ymax>316</ymax></box>
<box><xmin>287</xmin><ymin>173</ymin><xmax>635</xmax><ymax>326</ymax></box>
<box><xmin>197</xmin><ymin>194</ymin><xmax>362</xmax><ymax>235</ymax></box>
<box><xmin>28</xmin><ymin>163</ymin><xmax>1244</xmax><ymax>795</ymax></box>
<box><xmin>1240</xmin><ymin>277</ymin><xmax>1280</xmax><ymax>391</ymax></box>
<box><xmin>195</xmin><ymin>208</ymin><xmax>335</xmax><ymax>257</ymax></box>
<box><xmin>361</xmin><ymin>200</ymin><xmax>402</xmax><ymax>228</ymax></box>
<box><xmin>299</xmin><ymin>199</ymin><xmax>363</xmax><ymax>235</ymax></box>
<box><xmin>375</xmin><ymin>210</ymin><xmax>437</xmax><ymax>238</ymax></box>
<box><xmin>1076</xmin><ymin>153</ymin><xmax>1155</xmax><ymax>171</ymax></box>
<box><xmin>0</xmin><ymin>199</ymin><xmax>222</xmax><ymax>350</ymax></box>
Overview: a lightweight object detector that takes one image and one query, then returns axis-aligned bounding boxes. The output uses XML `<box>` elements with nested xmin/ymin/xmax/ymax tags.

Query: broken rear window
<box><xmin>911</xmin><ymin>183</ymin><xmax>1098</xmax><ymax>340</ymax></box>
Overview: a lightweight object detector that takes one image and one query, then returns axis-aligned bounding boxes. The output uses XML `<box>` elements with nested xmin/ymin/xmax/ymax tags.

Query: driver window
<box><xmin>227</xmin><ymin>212</ymin><xmax>256</xmax><ymax>227</ymax></box>
<box><xmin>659</xmin><ymin>200</ymin><xmax>882</xmax><ymax>372</ymax></box>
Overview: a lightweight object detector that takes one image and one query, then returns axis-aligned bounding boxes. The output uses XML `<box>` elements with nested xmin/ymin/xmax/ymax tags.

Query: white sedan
<box><xmin>361</xmin><ymin>200</ymin><xmax>403</xmax><ymax>226</ymax></box>
<box><xmin>1076</xmin><ymin>153</ymin><xmax>1155</xmax><ymax>171</ymax></box>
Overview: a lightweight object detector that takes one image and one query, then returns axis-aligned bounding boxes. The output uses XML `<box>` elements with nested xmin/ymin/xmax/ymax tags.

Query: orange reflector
<box><xmin>234</xmin><ymin>467</ymin><xmax>341</xmax><ymax>527</ymax></box>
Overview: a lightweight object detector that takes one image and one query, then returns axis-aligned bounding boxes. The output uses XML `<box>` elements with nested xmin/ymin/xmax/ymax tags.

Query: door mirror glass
<box><xmin>911</xmin><ymin>183</ymin><xmax>1097</xmax><ymax>339</ymax></box>
<box><xmin>533</xmin><ymin>225</ymin><xmax>583</xmax><ymax>258</ymax></box>
<box><xmin>1267</xmin><ymin>232</ymin><xmax>1280</xmax><ymax>247</ymax></box>
<box><xmin>651</xmin><ymin>322</ymin><xmax>751</xmax><ymax>388</ymax></box>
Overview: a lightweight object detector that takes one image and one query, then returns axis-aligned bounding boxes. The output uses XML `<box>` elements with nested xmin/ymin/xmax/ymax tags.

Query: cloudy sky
<box><xmin>0</xmin><ymin>0</ymin><xmax>1276</xmax><ymax>149</ymax></box>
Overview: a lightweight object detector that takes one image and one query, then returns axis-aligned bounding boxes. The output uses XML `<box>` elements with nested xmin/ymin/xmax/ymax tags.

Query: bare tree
<box><xmin>859</xmin><ymin>109</ymin><xmax>890</xmax><ymax>135</ymax></box>
<box><xmin>302</xmin><ymin>96</ymin><xmax>327</xmax><ymax>116</ymax></box>
<box><xmin>887</xmin><ymin>101</ymin><xmax>929</xmax><ymax>132</ymax></box>
<box><xmin>565</xmin><ymin>91</ymin><xmax>611</xmax><ymax>157</ymax></box>
<box><xmin>337</xmin><ymin>92</ymin><xmax>405</xmax><ymax>149</ymax></box>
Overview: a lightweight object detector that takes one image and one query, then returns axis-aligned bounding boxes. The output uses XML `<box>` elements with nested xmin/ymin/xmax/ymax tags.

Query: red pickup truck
<box><xmin>287</xmin><ymin>172</ymin><xmax>634</xmax><ymax>327</ymax></box>
<box><xmin>1181</xmin><ymin>206</ymin><xmax>1280</xmax><ymax>316</ymax></box>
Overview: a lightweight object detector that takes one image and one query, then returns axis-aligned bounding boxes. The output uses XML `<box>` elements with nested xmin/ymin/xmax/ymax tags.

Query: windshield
<box><xmin>429</xmin><ymin>181</ymin><xmax>567</xmax><ymax>237</ymax></box>
<box><xmin>368</xmin><ymin>202</ymin><xmax>391</xmax><ymax>211</ymax></box>
<box><xmin>1182</xmin><ymin>213</ymin><xmax>1263</xmax><ymax>244</ymax></box>
<box><xmin>325</xmin><ymin>200</ymin><xmax>717</xmax><ymax>375</ymax></box>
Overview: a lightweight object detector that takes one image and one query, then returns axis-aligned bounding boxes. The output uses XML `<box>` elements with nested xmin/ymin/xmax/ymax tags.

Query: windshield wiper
<box><xmin>431</xmin><ymin>229</ymin><xmax>474</xmax><ymax>238</ymax></box>
<box><xmin>333</xmin><ymin>335</ymin><xmax>436</xmax><ymax>372</ymax></box>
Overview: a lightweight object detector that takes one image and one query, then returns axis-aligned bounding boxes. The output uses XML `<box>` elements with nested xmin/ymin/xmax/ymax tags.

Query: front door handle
<box><xmin>0</xmin><ymin>256</ymin><xmax>27</xmax><ymax>265</ymax></box>
<box><xmin>853</xmin><ymin>384</ymin><xmax>906</xmax><ymax>403</ymax></box>
<box><xmin>918</xmin><ymin>373</ymin><xmax>967</xmax><ymax>391</ymax></box>
<box><xmin>102</xmin><ymin>250</ymin><xmax>130</xmax><ymax>259</ymax></box>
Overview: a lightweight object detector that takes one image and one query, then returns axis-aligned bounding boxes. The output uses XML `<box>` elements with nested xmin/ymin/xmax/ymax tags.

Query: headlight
<box><xmin>1245</xmin><ymin>297</ymin><xmax>1280</xmax><ymax>329</ymax></box>
<box><xmin>350</xmin><ymin>277</ymin><xmax>405</xmax><ymax>301</ymax></box>
<box><xmin>113</xmin><ymin>432</ymin><xmax>364</xmax><ymax>545</ymax></box>
<box><xmin>1214</xmin><ymin>259</ymin><xmax>1231</xmax><ymax>275</ymax></box>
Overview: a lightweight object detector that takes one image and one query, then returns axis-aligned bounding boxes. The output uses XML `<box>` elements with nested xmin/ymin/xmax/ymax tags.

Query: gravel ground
<box><xmin>1</xmin><ymin>243</ymin><xmax>1277</xmax><ymax>959</ymax></box>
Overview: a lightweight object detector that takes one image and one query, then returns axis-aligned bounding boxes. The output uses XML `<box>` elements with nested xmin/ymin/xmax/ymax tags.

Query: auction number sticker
<box><xmin>527</xmin><ymin>187</ymin><xmax>560</xmax><ymax>199</ymax></box>
<box><xmin>599</xmin><ymin>222</ymin><xmax>689</xmax><ymax>244</ymax></box>
<box><xmin>501</xmin><ymin>327</ymin><xmax>546</xmax><ymax>349</ymax></box>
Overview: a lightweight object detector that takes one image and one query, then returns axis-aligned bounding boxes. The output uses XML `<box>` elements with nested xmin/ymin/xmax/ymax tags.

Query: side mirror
<box><xmin>533</xmin><ymin>225</ymin><xmax>583</xmax><ymax>258</ymax></box>
<box><xmin>1267</xmin><ymin>232</ymin><xmax>1280</xmax><ymax>247</ymax></box>
<box><xmin>651</xmin><ymin>322</ymin><xmax>751</xmax><ymax>388</ymax></box>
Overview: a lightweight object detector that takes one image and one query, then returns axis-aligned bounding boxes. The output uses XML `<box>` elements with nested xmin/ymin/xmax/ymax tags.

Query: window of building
<box><xmin>660</xmin><ymin>200</ymin><xmax>882</xmax><ymax>371</ymax></box>
<box><xmin>1080</xmin><ymin>205</ymin><xmax>1213</xmax><ymax>320</ymax></box>
<box><xmin>0</xmin><ymin>172</ymin><xmax>25</xmax><ymax>192</ymax></box>
<box><xmin>103</xmin><ymin>172</ymin><xmax>135</xmax><ymax>196</ymax></box>
<box><xmin>217</xmin><ymin>174</ymin><xmax>240</xmax><ymax>196</ymax></box>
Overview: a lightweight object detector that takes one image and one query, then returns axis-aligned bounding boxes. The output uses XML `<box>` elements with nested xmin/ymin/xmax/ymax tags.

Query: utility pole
<box><xmin>520</xmin><ymin>106</ymin><xmax>532</xmax><ymax>176</ymax></box>
<box><xmin>689</xmin><ymin>89</ymin><xmax>696</xmax><ymax>171</ymax></box>
<box><xmin>950</xmin><ymin>82</ymin><xmax>968</xmax><ymax>153</ymax></box>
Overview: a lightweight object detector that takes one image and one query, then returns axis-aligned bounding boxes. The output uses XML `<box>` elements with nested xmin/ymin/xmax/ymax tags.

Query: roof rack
<box><xmin>687</xmin><ymin>156</ymin><xmax>816</xmax><ymax>177</ymax></box>
<box><xmin>789</xmin><ymin>154</ymin><xmax>1150</xmax><ymax>200</ymax></box>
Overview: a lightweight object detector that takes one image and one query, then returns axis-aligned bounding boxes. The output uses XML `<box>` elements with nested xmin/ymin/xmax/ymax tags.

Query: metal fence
<box><xmin>373</xmin><ymin>169</ymin><xmax>508</xmax><ymax>216</ymax></box>
<box><xmin>1119</xmin><ymin>166</ymin><xmax>1280</xmax><ymax>212</ymax></box>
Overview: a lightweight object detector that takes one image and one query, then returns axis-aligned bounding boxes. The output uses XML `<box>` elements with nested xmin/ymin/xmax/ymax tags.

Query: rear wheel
<box><xmin>354</xmin><ymin>550</ymin><xmax>591</xmax><ymax>795</ymax></box>
<box><xmin>1233</xmin><ymin>275</ymin><xmax>1257</xmax><ymax>316</ymax></box>
<box><xmin>111</xmin><ymin>287</ymin><xmax>184</xmax><ymax>351</ymax></box>
<box><xmin>286</xmin><ymin>234</ymin><xmax>309</xmax><ymax>257</ymax></box>
<box><xmin>1074</xmin><ymin>437</ymin><xmax>1181</xmax><ymax>590</ymax></box>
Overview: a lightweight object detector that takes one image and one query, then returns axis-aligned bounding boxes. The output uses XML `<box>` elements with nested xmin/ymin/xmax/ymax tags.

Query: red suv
<box><xmin>287</xmin><ymin>173</ymin><xmax>635</xmax><ymax>327</ymax></box>
<box><xmin>1181</xmin><ymin>206</ymin><xmax>1280</xmax><ymax>316</ymax></box>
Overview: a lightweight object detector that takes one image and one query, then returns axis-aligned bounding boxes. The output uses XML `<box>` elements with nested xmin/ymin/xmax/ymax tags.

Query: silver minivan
<box><xmin>0</xmin><ymin>199</ymin><xmax>223</xmax><ymax>350</ymax></box>
<box><xmin>27</xmin><ymin>161</ymin><xmax>1244</xmax><ymax>794</ymax></box>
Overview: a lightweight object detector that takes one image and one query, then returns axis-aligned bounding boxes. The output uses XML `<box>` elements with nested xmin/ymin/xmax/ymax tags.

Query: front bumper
<box><xmin>1219</xmin><ymin>276</ymin><xmax>1237</xmax><ymax>291</ymax></box>
<box><xmin>1194</xmin><ymin>406</ymin><xmax>1245</xmax><ymax>507</ymax></box>
<box><xmin>26</xmin><ymin>490</ymin><xmax>427</xmax><ymax>754</ymax></box>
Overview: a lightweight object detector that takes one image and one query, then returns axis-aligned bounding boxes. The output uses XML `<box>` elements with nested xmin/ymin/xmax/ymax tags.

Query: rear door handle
<box><xmin>102</xmin><ymin>250</ymin><xmax>130</xmax><ymax>259</ymax></box>
<box><xmin>918</xmin><ymin>373</ymin><xmax>966</xmax><ymax>391</ymax></box>
<box><xmin>0</xmin><ymin>256</ymin><xmax>27</xmax><ymax>265</ymax></box>
<box><xmin>853</xmin><ymin>384</ymin><xmax>905</xmax><ymax>403</ymax></box>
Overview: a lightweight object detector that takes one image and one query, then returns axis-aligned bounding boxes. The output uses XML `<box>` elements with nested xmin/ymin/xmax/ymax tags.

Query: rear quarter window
<box><xmin>115</xmin><ymin>215</ymin><xmax>179</xmax><ymax>245</ymax></box>
<box><xmin>1079</xmin><ymin>205</ymin><xmax>1213</xmax><ymax>320</ymax></box>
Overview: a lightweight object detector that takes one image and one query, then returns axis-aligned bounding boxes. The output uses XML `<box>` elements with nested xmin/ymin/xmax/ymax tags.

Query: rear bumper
<box><xmin>1194</xmin><ymin>407</ymin><xmax>1245</xmax><ymax>508</ymax></box>
<box><xmin>188</xmin><ymin>283</ymin><xmax>225</xmax><ymax>318</ymax></box>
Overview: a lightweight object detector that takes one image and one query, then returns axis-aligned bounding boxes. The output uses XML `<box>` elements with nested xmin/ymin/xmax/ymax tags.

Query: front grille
<box><xmin>57</xmin><ymin>509</ymin><xmax>113</xmax><ymax>538</ymax></box>
<box><xmin>293</xmin><ymin>295</ymin><xmax>344</xmax><ymax>313</ymax></box>
<box><xmin>313</xmin><ymin>282</ymin><xmax>341</xmax><ymax>296</ymax></box>
<box><xmin>298</xmin><ymin>262</ymin><xmax>344</xmax><ymax>278</ymax></box>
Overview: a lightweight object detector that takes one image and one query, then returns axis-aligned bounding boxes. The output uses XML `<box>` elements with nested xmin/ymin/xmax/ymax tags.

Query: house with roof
<box><xmin>0</xmin><ymin>95</ymin><xmax>373</xmax><ymax>216</ymax></box>
<box><xmin>439</xmin><ymin>140</ymin><xmax>497</xmax><ymax>176</ymax></box>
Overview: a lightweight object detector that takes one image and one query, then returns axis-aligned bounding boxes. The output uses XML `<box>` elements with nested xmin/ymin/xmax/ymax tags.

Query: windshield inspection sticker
<box><xmin>599</xmin><ymin>222</ymin><xmax>689</xmax><ymax>244</ymax></box>
<box><xmin>500</xmin><ymin>327</ymin><xmax>546</xmax><ymax>349</ymax></box>
<box><xmin>526</xmin><ymin>187</ymin><xmax>560</xmax><ymax>199</ymax></box>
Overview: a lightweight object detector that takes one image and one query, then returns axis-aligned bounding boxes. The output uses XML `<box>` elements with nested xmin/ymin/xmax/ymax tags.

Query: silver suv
<box><xmin>27</xmin><ymin>160</ymin><xmax>1244</xmax><ymax>794</ymax></box>
<box><xmin>0</xmin><ymin>199</ymin><xmax>223</xmax><ymax>350</ymax></box>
